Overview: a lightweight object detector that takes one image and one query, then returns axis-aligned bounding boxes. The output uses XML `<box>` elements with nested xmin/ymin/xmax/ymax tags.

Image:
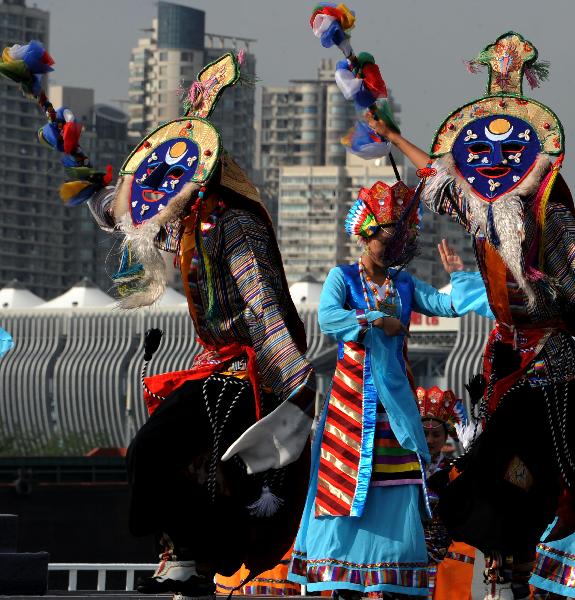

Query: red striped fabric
<box><xmin>316</xmin><ymin>342</ymin><xmax>365</xmax><ymax>517</ymax></box>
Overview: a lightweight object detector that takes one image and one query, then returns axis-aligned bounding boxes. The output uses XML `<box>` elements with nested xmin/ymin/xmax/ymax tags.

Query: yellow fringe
<box><xmin>538</xmin><ymin>154</ymin><xmax>564</xmax><ymax>265</ymax></box>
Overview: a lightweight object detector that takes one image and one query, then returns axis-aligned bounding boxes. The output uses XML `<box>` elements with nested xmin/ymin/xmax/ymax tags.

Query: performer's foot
<box><xmin>136</xmin><ymin>556</ymin><xmax>215</xmax><ymax>596</ymax></box>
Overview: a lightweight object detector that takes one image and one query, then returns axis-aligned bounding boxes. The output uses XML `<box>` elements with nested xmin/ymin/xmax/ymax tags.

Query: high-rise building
<box><xmin>47</xmin><ymin>86</ymin><xmax>130</xmax><ymax>295</ymax></box>
<box><xmin>260</xmin><ymin>60</ymin><xmax>403</xmax><ymax>227</ymax></box>
<box><xmin>278</xmin><ymin>153</ymin><xmax>477</xmax><ymax>288</ymax></box>
<box><xmin>0</xmin><ymin>2</ymin><xmax>131</xmax><ymax>299</ymax></box>
<box><xmin>279</xmin><ymin>153</ymin><xmax>408</xmax><ymax>284</ymax></box>
<box><xmin>0</xmin><ymin>0</ymin><xmax>66</xmax><ymax>298</ymax></box>
<box><xmin>128</xmin><ymin>2</ymin><xmax>256</xmax><ymax>177</ymax></box>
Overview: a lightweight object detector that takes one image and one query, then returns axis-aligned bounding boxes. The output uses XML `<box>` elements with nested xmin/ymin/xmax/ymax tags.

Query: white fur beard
<box><xmin>466</xmin><ymin>192</ymin><xmax>535</xmax><ymax>304</ymax></box>
<box><xmin>116</xmin><ymin>214</ymin><xmax>167</xmax><ymax>309</ymax></box>
<box><xmin>442</xmin><ymin>154</ymin><xmax>552</xmax><ymax>306</ymax></box>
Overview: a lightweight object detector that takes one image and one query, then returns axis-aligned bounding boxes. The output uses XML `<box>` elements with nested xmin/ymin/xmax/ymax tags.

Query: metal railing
<box><xmin>48</xmin><ymin>563</ymin><xmax>155</xmax><ymax>592</ymax></box>
<box><xmin>49</xmin><ymin>563</ymin><xmax>308</xmax><ymax>595</ymax></box>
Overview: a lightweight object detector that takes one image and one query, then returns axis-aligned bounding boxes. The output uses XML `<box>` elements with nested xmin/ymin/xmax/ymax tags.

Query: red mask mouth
<box><xmin>476</xmin><ymin>166</ymin><xmax>511</xmax><ymax>178</ymax></box>
<box><xmin>142</xmin><ymin>190</ymin><xmax>166</xmax><ymax>203</ymax></box>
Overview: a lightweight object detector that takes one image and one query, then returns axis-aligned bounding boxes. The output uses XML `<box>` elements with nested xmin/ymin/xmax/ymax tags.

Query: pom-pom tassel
<box><xmin>525</xmin><ymin>60</ymin><xmax>550</xmax><ymax>90</ymax></box>
<box><xmin>524</xmin><ymin>67</ymin><xmax>540</xmax><ymax>90</ymax></box>
<box><xmin>247</xmin><ymin>485</ymin><xmax>284</xmax><ymax>518</ymax></box>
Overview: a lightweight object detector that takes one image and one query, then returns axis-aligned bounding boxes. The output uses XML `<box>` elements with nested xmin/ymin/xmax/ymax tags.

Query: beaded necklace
<box><xmin>357</xmin><ymin>257</ymin><xmax>397</xmax><ymax>315</ymax></box>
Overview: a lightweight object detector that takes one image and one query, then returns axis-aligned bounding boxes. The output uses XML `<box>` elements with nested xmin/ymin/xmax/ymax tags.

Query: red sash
<box><xmin>144</xmin><ymin>342</ymin><xmax>261</xmax><ymax>418</ymax></box>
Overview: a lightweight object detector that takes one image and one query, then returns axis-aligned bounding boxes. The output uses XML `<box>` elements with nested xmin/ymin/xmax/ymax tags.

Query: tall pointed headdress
<box><xmin>115</xmin><ymin>53</ymin><xmax>241</xmax><ymax>228</ymax></box>
<box><xmin>431</xmin><ymin>32</ymin><xmax>563</xmax><ymax>159</ymax></box>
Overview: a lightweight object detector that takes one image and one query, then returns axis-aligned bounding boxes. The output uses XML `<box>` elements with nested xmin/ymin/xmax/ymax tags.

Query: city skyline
<box><xmin>39</xmin><ymin>0</ymin><xmax>575</xmax><ymax>186</ymax></box>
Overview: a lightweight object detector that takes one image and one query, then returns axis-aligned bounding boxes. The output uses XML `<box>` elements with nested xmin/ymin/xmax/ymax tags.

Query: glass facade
<box><xmin>157</xmin><ymin>1</ymin><xmax>205</xmax><ymax>50</ymax></box>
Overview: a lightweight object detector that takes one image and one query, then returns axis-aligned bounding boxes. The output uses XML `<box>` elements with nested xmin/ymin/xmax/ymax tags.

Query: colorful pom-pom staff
<box><xmin>0</xmin><ymin>40</ymin><xmax>112</xmax><ymax>206</ymax></box>
<box><xmin>309</xmin><ymin>3</ymin><xmax>401</xmax><ymax>168</ymax></box>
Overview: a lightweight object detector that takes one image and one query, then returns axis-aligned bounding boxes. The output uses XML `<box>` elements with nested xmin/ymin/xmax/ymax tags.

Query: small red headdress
<box><xmin>416</xmin><ymin>385</ymin><xmax>466</xmax><ymax>435</ymax></box>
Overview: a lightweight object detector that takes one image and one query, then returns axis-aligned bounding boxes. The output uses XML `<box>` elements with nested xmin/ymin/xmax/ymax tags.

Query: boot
<box><xmin>137</xmin><ymin>550</ymin><xmax>215</xmax><ymax>597</ymax></box>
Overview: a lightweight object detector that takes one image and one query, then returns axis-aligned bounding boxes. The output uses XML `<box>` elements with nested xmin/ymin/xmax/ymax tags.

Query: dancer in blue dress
<box><xmin>288</xmin><ymin>180</ymin><xmax>492</xmax><ymax>598</ymax></box>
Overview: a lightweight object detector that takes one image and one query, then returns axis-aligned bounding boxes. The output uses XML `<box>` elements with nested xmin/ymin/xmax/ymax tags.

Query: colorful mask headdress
<box><xmin>430</xmin><ymin>32</ymin><xmax>565</xmax><ymax>290</ymax></box>
<box><xmin>416</xmin><ymin>385</ymin><xmax>467</xmax><ymax>438</ymax></box>
<box><xmin>108</xmin><ymin>52</ymin><xmax>260</xmax><ymax>307</ymax></box>
<box><xmin>0</xmin><ymin>42</ymin><xmax>258</xmax><ymax>307</ymax></box>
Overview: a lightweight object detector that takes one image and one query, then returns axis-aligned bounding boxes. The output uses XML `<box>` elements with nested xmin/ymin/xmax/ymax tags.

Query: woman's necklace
<box><xmin>358</xmin><ymin>258</ymin><xmax>397</xmax><ymax>314</ymax></box>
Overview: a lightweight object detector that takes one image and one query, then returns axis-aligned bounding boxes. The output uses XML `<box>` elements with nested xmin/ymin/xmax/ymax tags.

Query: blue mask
<box><xmin>130</xmin><ymin>137</ymin><xmax>200</xmax><ymax>224</ymax></box>
<box><xmin>452</xmin><ymin>115</ymin><xmax>541</xmax><ymax>201</ymax></box>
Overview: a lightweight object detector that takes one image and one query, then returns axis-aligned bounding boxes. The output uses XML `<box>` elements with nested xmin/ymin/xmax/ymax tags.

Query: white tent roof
<box><xmin>289</xmin><ymin>275</ymin><xmax>323</xmax><ymax>306</ymax></box>
<box><xmin>0</xmin><ymin>280</ymin><xmax>44</xmax><ymax>309</ymax></box>
<box><xmin>155</xmin><ymin>287</ymin><xmax>187</xmax><ymax>307</ymax></box>
<box><xmin>39</xmin><ymin>278</ymin><xmax>113</xmax><ymax>309</ymax></box>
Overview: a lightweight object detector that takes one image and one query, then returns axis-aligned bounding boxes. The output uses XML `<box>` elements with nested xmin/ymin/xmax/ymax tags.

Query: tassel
<box><xmin>463</xmin><ymin>59</ymin><xmax>483</xmax><ymax>74</ymax></box>
<box><xmin>486</xmin><ymin>203</ymin><xmax>500</xmax><ymax>248</ymax></box>
<box><xmin>247</xmin><ymin>485</ymin><xmax>283</xmax><ymax>517</ymax></box>
<box><xmin>524</xmin><ymin>67</ymin><xmax>540</xmax><ymax>89</ymax></box>
<box><xmin>465</xmin><ymin>373</ymin><xmax>486</xmax><ymax>407</ymax></box>
<box><xmin>455</xmin><ymin>421</ymin><xmax>482</xmax><ymax>451</ymax></box>
<box><xmin>524</xmin><ymin>61</ymin><xmax>550</xmax><ymax>89</ymax></box>
<box><xmin>59</xmin><ymin>180</ymin><xmax>91</xmax><ymax>203</ymax></box>
<box><xmin>525</xmin><ymin>266</ymin><xmax>545</xmax><ymax>281</ymax></box>
<box><xmin>144</xmin><ymin>328</ymin><xmax>164</xmax><ymax>361</ymax></box>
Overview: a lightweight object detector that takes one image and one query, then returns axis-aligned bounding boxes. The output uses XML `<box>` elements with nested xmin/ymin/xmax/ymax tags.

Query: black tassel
<box><xmin>464</xmin><ymin>373</ymin><xmax>486</xmax><ymax>407</ymax></box>
<box><xmin>143</xmin><ymin>328</ymin><xmax>163</xmax><ymax>361</ymax></box>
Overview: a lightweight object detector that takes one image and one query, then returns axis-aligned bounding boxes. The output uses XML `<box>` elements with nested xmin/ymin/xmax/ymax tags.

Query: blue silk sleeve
<box><xmin>318</xmin><ymin>267</ymin><xmax>385</xmax><ymax>343</ymax></box>
<box><xmin>411</xmin><ymin>276</ymin><xmax>457</xmax><ymax>317</ymax></box>
<box><xmin>450</xmin><ymin>271</ymin><xmax>495</xmax><ymax>319</ymax></box>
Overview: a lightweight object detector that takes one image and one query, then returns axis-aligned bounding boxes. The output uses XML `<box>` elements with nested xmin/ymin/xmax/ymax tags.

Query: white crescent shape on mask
<box><xmin>484</xmin><ymin>125</ymin><xmax>514</xmax><ymax>142</ymax></box>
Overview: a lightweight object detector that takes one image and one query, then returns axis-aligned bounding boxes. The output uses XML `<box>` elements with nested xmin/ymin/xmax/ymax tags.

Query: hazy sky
<box><xmin>38</xmin><ymin>0</ymin><xmax>575</xmax><ymax>184</ymax></box>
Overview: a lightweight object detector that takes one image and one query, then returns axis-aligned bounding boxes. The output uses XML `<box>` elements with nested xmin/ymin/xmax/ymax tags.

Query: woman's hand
<box><xmin>373</xmin><ymin>316</ymin><xmax>410</xmax><ymax>337</ymax></box>
<box><xmin>437</xmin><ymin>238</ymin><xmax>464</xmax><ymax>274</ymax></box>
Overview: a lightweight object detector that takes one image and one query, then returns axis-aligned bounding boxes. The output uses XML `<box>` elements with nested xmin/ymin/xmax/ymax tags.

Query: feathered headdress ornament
<box><xmin>345</xmin><ymin>180</ymin><xmax>416</xmax><ymax>237</ymax></box>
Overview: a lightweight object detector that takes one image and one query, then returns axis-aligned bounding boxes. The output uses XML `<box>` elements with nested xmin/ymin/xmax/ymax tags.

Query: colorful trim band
<box><xmin>290</xmin><ymin>553</ymin><xmax>428</xmax><ymax>592</ymax></box>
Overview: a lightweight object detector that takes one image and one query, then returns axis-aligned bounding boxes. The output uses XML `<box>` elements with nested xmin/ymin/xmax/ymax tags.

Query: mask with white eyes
<box><xmin>130</xmin><ymin>138</ymin><xmax>200</xmax><ymax>224</ymax></box>
<box><xmin>452</xmin><ymin>115</ymin><xmax>541</xmax><ymax>201</ymax></box>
